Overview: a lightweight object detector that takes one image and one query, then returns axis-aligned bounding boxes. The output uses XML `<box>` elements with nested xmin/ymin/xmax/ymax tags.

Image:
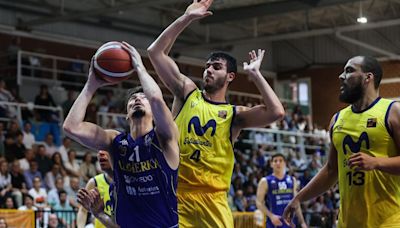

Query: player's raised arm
<box><xmin>147</xmin><ymin>0</ymin><xmax>213</xmax><ymax>101</ymax></box>
<box><xmin>122</xmin><ymin>42</ymin><xmax>179</xmax><ymax>169</ymax></box>
<box><xmin>233</xmin><ymin>50</ymin><xmax>285</xmax><ymax>132</ymax></box>
<box><xmin>63</xmin><ymin>61</ymin><xmax>119</xmax><ymax>151</ymax></box>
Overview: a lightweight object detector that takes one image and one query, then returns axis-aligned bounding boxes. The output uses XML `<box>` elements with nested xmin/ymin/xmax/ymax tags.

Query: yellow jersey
<box><xmin>175</xmin><ymin>89</ymin><xmax>236</xmax><ymax>192</ymax></box>
<box><xmin>332</xmin><ymin>97</ymin><xmax>400</xmax><ymax>228</ymax></box>
<box><xmin>94</xmin><ymin>173</ymin><xmax>112</xmax><ymax>228</ymax></box>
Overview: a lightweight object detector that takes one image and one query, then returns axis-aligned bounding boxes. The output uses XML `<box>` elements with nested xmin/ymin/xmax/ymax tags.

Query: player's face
<box><xmin>271</xmin><ymin>156</ymin><xmax>286</xmax><ymax>171</ymax></box>
<box><xmin>203</xmin><ymin>58</ymin><xmax>229</xmax><ymax>93</ymax></box>
<box><xmin>98</xmin><ymin>150</ymin><xmax>112</xmax><ymax>171</ymax></box>
<box><xmin>126</xmin><ymin>92</ymin><xmax>151</xmax><ymax>119</ymax></box>
<box><xmin>339</xmin><ymin>57</ymin><xmax>366</xmax><ymax>104</ymax></box>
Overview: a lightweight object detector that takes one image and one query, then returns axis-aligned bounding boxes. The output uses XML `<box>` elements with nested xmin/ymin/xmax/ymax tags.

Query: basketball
<box><xmin>93</xmin><ymin>41</ymin><xmax>134</xmax><ymax>83</ymax></box>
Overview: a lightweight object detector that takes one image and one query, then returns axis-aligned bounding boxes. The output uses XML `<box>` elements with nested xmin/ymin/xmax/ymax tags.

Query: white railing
<box><xmin>243</xmin><ymin>127</ymin><xmax>330</xmax><ymax>155</ymax></box>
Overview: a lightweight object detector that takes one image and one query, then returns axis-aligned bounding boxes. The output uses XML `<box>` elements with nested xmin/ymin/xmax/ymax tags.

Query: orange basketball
<box><xmin>94</xmin><ymin>41</ymin><xmax>134</xmax><ymax>83</ymax></box>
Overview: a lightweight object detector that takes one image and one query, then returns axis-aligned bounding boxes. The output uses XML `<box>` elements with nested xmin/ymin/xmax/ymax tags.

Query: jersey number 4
<box><xmin>128</xmin><ymin>146</ymin><xmax>140</xmax><ymax>162</ymax></box>
<box><xmin>190</xmin><ymin>150</ymin><xmax>201</xmax><ymax>162</ymax></box>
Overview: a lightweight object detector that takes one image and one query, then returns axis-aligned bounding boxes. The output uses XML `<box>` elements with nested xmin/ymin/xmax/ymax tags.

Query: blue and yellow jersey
<box><xmin>332</xmin><ymin>97</ymin><xmax>400</xmax><ymax>228</ymax></box>
<box><xmin>175</xmin><ymin>89</ymin><xmax>236</xmax><ymax>192</ymax></box>
<box><xmin>93</xmin><ymin>173</ymin><xmax>112</xmax><ymax>228</ymax></box>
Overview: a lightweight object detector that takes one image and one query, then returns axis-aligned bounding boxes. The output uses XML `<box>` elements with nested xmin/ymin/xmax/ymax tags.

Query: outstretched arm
<box><xmin>147</xmin><ymin>0</ymin><xmax>213</xmax><ymax>101</ymax></box>
<box><xmin>234</xmin><ymin>50</ymin><xmax>285</xmax><ymax>132</ymax></box>
<box><xmin>63</xmin><ymin>61</ymin><xmax>119</xmax><ymax>151</ymax></box>
<box><xmin>293</xmin><ymin>177</ymin><xmax>307</xmax><ymax>228</ymax></box>
<box><xmin>283</xmin><ymin>115</ymin><xmax>338</xmax><ymax>225</ymax></box>
<box><xmin>122</xmin><ymin>42</ymin><xmax>179</xmax><ymax>170</ymax></box>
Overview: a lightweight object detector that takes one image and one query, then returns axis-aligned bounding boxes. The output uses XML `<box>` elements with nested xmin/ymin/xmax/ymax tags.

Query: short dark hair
<box><xmin>206</xmin><ymin>52</ymin><xmax>237</xmax><ymax>74</ymax></box>
<box><xmin>360</xmin><ymin>56</ymin><xmax>382</xmax><ymax>89</ymax></box>
<box><xmin>58</xmin><ymin>189</ymin><xmax>67</xmax><ymax>197</ymax></box>
<box><xmin>271</xmin><ymin>153</ymin><xmax>286</xmax><ymax>163</ymax></box>
<box><xmin>125</xmin><ymin>86</ymin><xmax>144</xmax><ymax>107</ymax></box>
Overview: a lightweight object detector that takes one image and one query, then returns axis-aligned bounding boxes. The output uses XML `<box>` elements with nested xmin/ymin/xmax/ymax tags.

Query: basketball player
<box><xmin>147</xmin><ymin>0</ymin><xmax>284</xmax><ymax>226</ymax></box>
<box><xmin>63</xmin><ymin>42</ymin><xmax>179</xmax><ymax>227</ymax></box>
<box><xmin>256</xmin><ymin>153</ymin><xmax>307</xmax><ymax>228</ymax></box>
<box><xmin>283</xmin><ymin>56</ymin><xmax>400</xmax><ymax>227</ymax></box>
<box><xmin>77</xmin><ymin>150</ymin><xmax>113</xmax><ymax>228</ymax></box>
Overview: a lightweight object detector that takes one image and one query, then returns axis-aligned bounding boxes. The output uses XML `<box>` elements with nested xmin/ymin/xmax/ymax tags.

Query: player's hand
<box><xmin>301</xmin><ymin>222</ymin><xmax>308</xmax><ymax>228</ymax></box>
<box><xmin>121</xmin><ymin>41</ymin><xmax>145</xmax><ymax>71</ymax></box>
<box><xmin>243</xmin><ymin>49</ymin><xmax>265</xmax><ymax>77</ymax></box>
<box><xmin>348</xmin><ymin>152</ymin><xmax>378</xmax><ymax>171</ymax></box>
<box><xmin>282</xmin><ymin>197</ymin><xmax>300</xmax><ymax>226</ymax></box>
<box><xmin>184</xmin><ymin>0</ymin><xmax>213</xmax><ymax>20</ymax></box>
<box><xmin>77</xmin><ymin>188</ymin><xmax>93</xmax><ymax>211</ymax></box>
<box><xmin>87</xmin><ymin>57</ymin><xmax>118</xmax><ymax>88</ymax></box>
<box><xmin>89</xmin><ymin>188</ymin><xmax>105</xmax><ymax>216</ymax></box>
<box><xmin>269</xmin><ymin>214</ymin><xmax>283</xmax><ymax>226</ymax></box>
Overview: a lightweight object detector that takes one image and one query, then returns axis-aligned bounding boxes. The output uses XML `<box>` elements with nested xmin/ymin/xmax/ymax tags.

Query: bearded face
<box><xmin>339</xmin><ymin>76</ymin><xmax>364</xmax><ymax>104</ymax></box>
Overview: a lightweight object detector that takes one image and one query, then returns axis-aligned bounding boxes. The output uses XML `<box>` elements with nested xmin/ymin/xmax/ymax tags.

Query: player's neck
<box><xmin>273</xmin><ymin>171</ymin><xmax>285</xmax><ymax>179</ymax></box>
<box><xmin>129</xmin><ymin>119</ymin><xmax>153</xmax><ymax>139</ymax></box>
<box><xmin>203</xmin><ymin>88</ymin><xmax>227</xmax><ymax>103</ymax></box>
<box><xmin>352</xmin><ymin>90</ymin><xmax>379</xmax><ymax>112</ymax></box>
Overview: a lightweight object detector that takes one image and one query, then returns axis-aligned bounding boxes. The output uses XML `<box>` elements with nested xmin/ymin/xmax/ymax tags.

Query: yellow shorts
<box><xmin>177</xmin><ymin>191</ymin><xmax>233</xmax><ymax>228</ymax></box>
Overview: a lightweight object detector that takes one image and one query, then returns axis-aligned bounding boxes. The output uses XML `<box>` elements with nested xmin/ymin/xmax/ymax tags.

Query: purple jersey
<box><xmin>265</xmin><ymin>174</ymin><xmax>295</xmax><ymax>228</ymax></box>
<box><xmin>111</xmin><ymin>130</ymin><xmax>178</xmax><ymax>228</ymax></box>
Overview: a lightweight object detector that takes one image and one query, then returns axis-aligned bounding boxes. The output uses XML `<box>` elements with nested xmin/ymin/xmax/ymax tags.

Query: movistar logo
<box><xmin>342</xmin><ymin>132</ymin><xmax>370</xmax><ymax>155</ymax></box>
<box><xmin>188</xmin><ymin>116</ymin><xmax>216</xmax><ymax>137</ymax></box>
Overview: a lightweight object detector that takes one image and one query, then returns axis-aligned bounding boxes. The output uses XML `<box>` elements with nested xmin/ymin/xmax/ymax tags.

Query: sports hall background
<box><xmin>0</xmin><ymin>0</ymin><xmax>400</xmax><ymax>227</ymax></box>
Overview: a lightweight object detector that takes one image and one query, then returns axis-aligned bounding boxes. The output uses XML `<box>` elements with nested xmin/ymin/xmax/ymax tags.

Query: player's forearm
<box><xmin>256</xmin><ymin>201</ymin><xmax>273</xmax><ymax>218</ymax></box>
<box><xmin>93</xmin><ymin>211</ymin><xmax>119</xmax><ymax>228</ymax></box>
<box><xmin>136</xmin><ymin>66</ymin><xmax>163</xmax><ymax>102</ymax></box>
<box><xmin>252</xmin><ymin>71</ymin><xmax>285</xmax><ymax>122</ymax></box>
<box><xmin>148</xmin><ymin>14</ymin><xmax>192</xmax><ymax>55</ymax></box>
<box><xmin>63</xmin><ymin>83</ymin><xmax>97</xmax><ymax>133</ymax></box>
<box><xmin>76</xmin><ymin>207</ymin><xmax>88</xmax><ymax>228</ymax></box>
<box><xmin>376</xmin><ymin>156</ymin><xmax>400</xmax><ymax>175</ymax></box>
<box><xmin>296</xmin><ymin>165</ymin><xmax>337</xmax><ymax>202</ymax></box>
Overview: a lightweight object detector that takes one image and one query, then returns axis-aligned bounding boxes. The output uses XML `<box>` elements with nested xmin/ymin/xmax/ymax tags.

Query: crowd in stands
<box><xmin>1</xmin><ymin>66</ymin><xmax>335</xmax><ymax>227</ymax></box>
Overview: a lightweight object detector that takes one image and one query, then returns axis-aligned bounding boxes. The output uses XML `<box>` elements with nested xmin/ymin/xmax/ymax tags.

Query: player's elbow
<box><xmin>274</xmin><ymin>108</ymin><xmax>285</xmax><ymax>121</ymax></box>
<box><xmin>147</xmin><ymin>45</ymin><xmax>158</xmax><ymax>59</ymax></box>
<box><xmin>63</xmin><ymin>121</ymin><xmax>79</xmax><ymax>138</ymax></box>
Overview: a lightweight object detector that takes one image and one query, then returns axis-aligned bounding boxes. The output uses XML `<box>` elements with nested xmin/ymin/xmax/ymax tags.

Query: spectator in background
<box><xmin>58</xmin><ymin>137</ymin><xmax>72</xmax><ymax>163</ymax></box>
<box><xmin>19</xmin><ymin>148</ymin><xmax>34</xmax><ymax>172</ymax></box>
<box><xmin>34</xmin><ymin>84</ymin><xmax>57</xmax><ymax>122</ymax></box>
<box><xmin>28</xmin><ymin>176</ymin><xmax>48</xmax><ymax>209</ymax></box>
<box><xmin>51</xmin><ymin>152</ymin><xmax>67</xmax><ymax>180</ymax></box>
<box><xmin>10</xmin><ymin>160</ymin><xmax>27</xmax><ymax>207</ymax></box>
<box><xmin>6</xmin><ymin>131</ymin><xmax>26</xmax><ymax>162</ymax></box>
<box><xmin>65</xmin><ymin>177</ymin><xmax>80</xmax><ymax>209</ymax></box>
<box><xmin>233</xmin><ymin>189</ymin><xmax>247</xmax><ymax>212</ymax></box>
<box><xmin>24</xmin><ymin>160</ymin><xmax>42</xmax><ymax>189</ymax></box>
<box><xmin>0</xmin><ymin>160</ymin><xmax>12</xmax><ymax>203</ymax></box>
<box><xmin>47</xmin><ymin>177</ymin><xmax>66</xmax><ymax>208</ymax></box>
<box><xmin>3</xmin><ymin>196</ymin><xmax>16</xmax><ymax>209</ymax></box>
<box><xmin>7</xmin><ymin>37</ymin><xmax>21</xmax><ymax>65</ymax></box>
<box><xmin>54</xmin><ymin>190</ymin><xmax>75</xmax><ymax>226</ymax></box>
<box><xmin>22</xmin><ymin>122</ymin><xmax>35</xmax><ymax>149</ymax></box>
<box><xmin>0</xmin><ymin>79</ymin><xmax>15</xmax><ymax>118</ymax></box>
<box><xmin>45</xmin><ymin>164</ymin><xmax>64</xmax><ymax>190</ymax></box>
<box><xmin>64</xmin><ymin>149</ymin><xmax>80</xmax><ymax>178</ymax></box>
<box><xmin>79</xmin><ymin>152</ymin><xmax>96</xmax><ymax>183</ymax></box>
<box><xmin>44</xmin><ymin>133</ymin><xmax>57</xmax><ymax>157</ymax></box>
<box><xmin>291</xmin><ymin>151</ymin><xmax>307</xmax><ymax>171</ymax></box>
<box><xmin>0</xmin><ymin>123</ymin><xmax>4</xmax><ymax>158</ymax></box>
<box><xmin>48</xmin><ymin>213</ymin><xmax>63</xmax><ymax>228</ymax></box>
<box><xmin>61</xmin><ymin>90</ymin><xmax>75</xmax><ymax>119</ymax></box>
<box><xmin>232</xmin><ymin>163</ymin><xmax>246</xmax><ymax>184</ymax></box>
<box><xmin>18</xmin><ymin>194</ymin><xmax>37</xmax><ymax>211</ymax></box>
<box><xmin>35</xmin><ymin>145</ymin><xmax>52</xmax><ymax>177</ymax></box>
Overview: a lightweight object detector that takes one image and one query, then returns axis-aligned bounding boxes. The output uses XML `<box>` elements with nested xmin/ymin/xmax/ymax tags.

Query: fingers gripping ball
<box><xmin>94</xmin><ymin>41</ymin><xmax>134</xmax><ymax>83</ymax></box>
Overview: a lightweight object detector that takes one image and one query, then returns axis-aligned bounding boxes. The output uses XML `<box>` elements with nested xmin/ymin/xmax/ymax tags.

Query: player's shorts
<box><xmin>177</xmin><ymin>190</ymin><xmax>233</xmax><ymax>228</ymax></box>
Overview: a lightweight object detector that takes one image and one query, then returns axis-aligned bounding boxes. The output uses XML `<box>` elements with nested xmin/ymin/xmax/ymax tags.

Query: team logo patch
<box><xmin>191</xmin><ymin>101</ymin><xmax>198</xmax><ymax>108</ymax></box>
<box><xmin>367</xmin><ymin>118</ymin><xmax>377</xmax><ymax>128</ymax></box>
<box><xmin>119</xmin><ymin>146</ymin><xmax>127</xmax><ymax>156</ymax></box>
<box><xmin>144</xmin><ymin>134</ymin><xmax>152</xmax><ymax>146</ymax></box>
<box><xmin>218</xmin><ymin>110</ymin><xmax>227</xmax><ymax>119</ymax></box>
